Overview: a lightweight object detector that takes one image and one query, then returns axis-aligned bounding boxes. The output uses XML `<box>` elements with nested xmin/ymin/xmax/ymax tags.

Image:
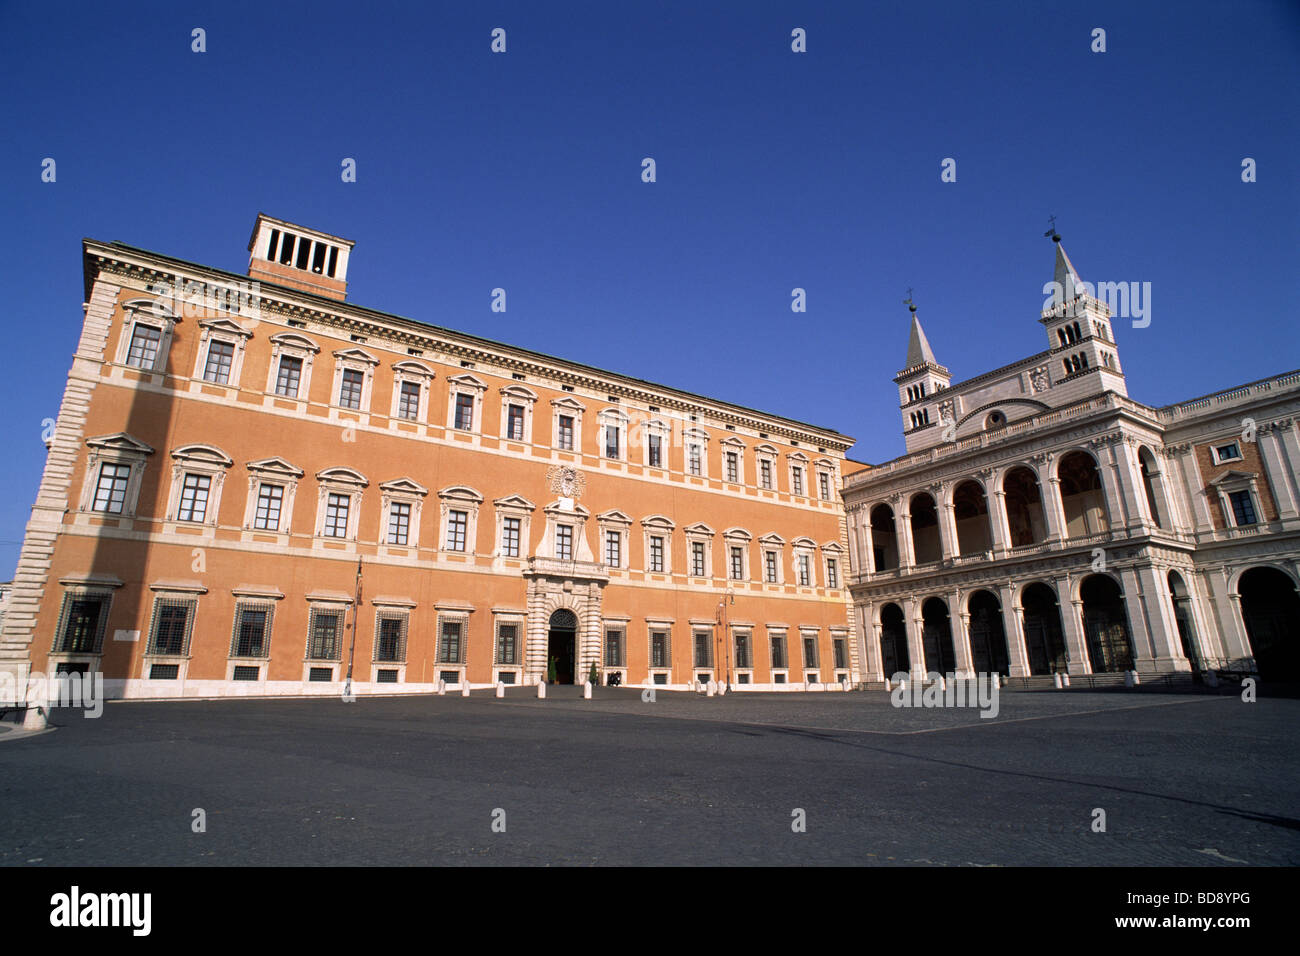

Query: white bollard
<box><xmin>717</xmin><ymin>682</ymin><xmax>727</xmax><ymax>696</ymax></box>
<box><xmin>706</xmin><ymin>681</ymin><xmax>715</xmax><ymax>697</ymax></box>
<box><xmin>583</xmin><ymin>680</ymin><xmax>592</xmax><ymax>699</ymax></box>
<box><xmin>938</xmin><ymin>676</ymin><xmax>947</xmax><ymax>692</ymax></box>
<box><xmin>1125</xmin><ymin>669</ymin><xmax>1140</xmax><ymax>687</ymax></box>
<box><xmin>22</xmin><ymin>706</ymin><xmax>47</xmax><ymax>731</ymax></box>
<box><xmin>884</xmin><ymin>678</ymin><xmax>892</xmax><ymax>692</ymax></box>
<box><xmin>1062</xmin><ymin>674</ymin><xmax>1071</xmax><ymax>687</ymax></box>
<box><xmin>461</xmin><ymin>679</ymin><xmax>471</xmax><ymax>697</ymax></box>
<box><xmin>496</xmin><ymin>681</ymin><xmax>505</xmax><ymax>698</ymax></box>
<box><xmin>841</xmin><ymin>678</ymin><xmax>850</xmax><ymax>692</ymax></box>
<box><xmin>1053</xmin><ymin>673</ymin><xmax>1063</xmax><ymax>689</ymax></box>
<box><xmin>437</xmin><ymin>679</ymin><xmax>446</xmax><ymax>696</ymax></box>
<box><xmin>537</xmin><ymin>680</ymin><xmax>546</xmax><ymax>699</ymax></box>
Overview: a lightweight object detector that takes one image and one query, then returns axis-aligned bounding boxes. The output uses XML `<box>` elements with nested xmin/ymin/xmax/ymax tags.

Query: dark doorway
<box><xmin>920</xmin><ymin>597</ymin><xmax>957</xmax><ymax>675</ymax></box>
<box><xmin>1239</xmin><ymin>567</ymin><xmax>1300</xmax><ymax>681</ymax></box>
<box><xmin>1081</xmin><ymin>574</ymin><xmax>1134</xmax><ymax>672</ymax></box>
<box><xmin>967</xmin><ymin>589</ymin><xmax>1010</xmax><ymax>675</ymax></box>
<box><xmin>547</xmin><ymin>608</ymin><xmax>578</xmax><ymax>684</ymax></box>
<box><xmin>1022</xmin><ymin>582</ymin><xmax>1067</xmax><ymax>674</ymax></box>
<box><xmin>1168</xmin><ymin>570</ymin><xmax>1202</xmax><ymax>677</ymax></box>
<box><xmin>880</xmin><ymin>603</ymin><xmax>909</xmax><ymax>678</ymax></box>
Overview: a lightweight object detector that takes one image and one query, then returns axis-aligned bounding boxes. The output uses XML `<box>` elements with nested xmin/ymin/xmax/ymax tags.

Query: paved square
<box><xmin>2</xmin><ymin>688</ymin><xmax>1297</xmax><ymax>866</ymax></box>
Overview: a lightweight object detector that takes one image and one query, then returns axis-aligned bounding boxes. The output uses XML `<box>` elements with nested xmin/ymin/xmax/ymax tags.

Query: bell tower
<box><xmin>1038</xmin><ymin>226</ymin><xmax>1126</xmax><ymax>397</ymax></box>
<box><xmin>894</xmin><ymin>293</ymin><xmax>951</xmax><ymax>453</ymax></box>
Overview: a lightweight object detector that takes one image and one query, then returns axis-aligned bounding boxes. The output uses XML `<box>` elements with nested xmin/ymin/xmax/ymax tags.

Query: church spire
<box><xmin>902</xmin><ymin>291</ymin><xmax>938</xmax><ymax>369</ymax></box>
<box><xmin>1045</xmin><ymin>217</ymin><xmax>1083</xmax><ymax>299</ymax></box>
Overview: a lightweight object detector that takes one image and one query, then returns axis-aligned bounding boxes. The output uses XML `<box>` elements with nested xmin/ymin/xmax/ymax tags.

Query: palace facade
<box><xmin>843</xmin><ymin>239</ymin><xmax>1300</xmax><ymax>684</ymax></box>
<box><xmin>0</xmin><ymin>215</ymin><xmax>860</xmax><ymax>698</ymax></box>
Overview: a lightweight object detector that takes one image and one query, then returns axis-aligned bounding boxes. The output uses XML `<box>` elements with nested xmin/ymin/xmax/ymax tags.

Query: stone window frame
<box><xmin>829</xmin><ymin>626</ymin><xmax>851</xmax><ymax>676</ymax></box>
<box><xmin>241</xmin><ymin>457</ymin><xmax>304</xmax><ymax>533</ymax></box>
<box><xmin>814</xmin><ymin>458</ymin><xmax>838</xmax><ymax>502</ymax></box>
<box><xmin>493</xmin><ymin>494</ymin><xmax>536</xmax><ymax>558</ymax></box>
<box><xmin>372</xmin><ymin>602</ymin><xmax>413</xmax><ymax>684</ymax></box>
<box><xmin>597</xmin><ymin>510</ymin><xmax>633</xmax><ymax>570</ymax></box>
<box><xmin>265</xmin><ymin>332</ymin><xmax>320</xmax><ymax>400</ymax></box>
<box><xmin>303</xmin><ymin>597</ymin><xmax>352</xmax><ymax>669</ymax></box>
<box><xmin>330</xmin><ymin>347</ymin><xmax>379</xmax><ymax>413</ymax></box>
<box><xmin>598</xmin><ymin>407</ymin><xmax>629</xmax><ymax>462</ymax></box>
<box><xmin>141</xmin><ymin>582</ymin><xmax>207</xmax><ymax>681</ymax></box>
<box><xmin>788</xmin><ymin>451</ymin><xmax>810</xmax><ymax>499</ymax></box>
<box><xmin>755</xmin><ymin>444</ymin><xmax>779</xmax><ymax>490</ymax></box>
<box><xmin>226</xmin><ymin>592</ymin><xmax>283</xmax><ymax>678</ymax></box>
<box><xmin>492</xmin><ymin>610</ymin><xmax>526</xmax><ymax>676</ymax></box>
<box><xmin>78</xmin><ymin>433</ymin><xmax>155</xmax><ymax>519</ymax></box>
<box><xmin>434</xmin><ymin>606</ymin><xmax>473</xmax><ymax>681</ymax></box>
<box><xmin>720</xmin><ymin>436</ymin><xmax>746</xmax><ymax>486</ymax></box>
<box><xmin>499</xmin><ymin>384</ymin><xmax>538</xmax><ymax>443</ymax></box>
<box><xmin>731</xmin><ymin>625</ymin><xmax>754</xmax><ymax>675</ymax></box>
<box><xmin>537</xmin><ymin>499</ymin><xmax>591</xmax><ymax>562</ymax></box>
<box><xmin>551</xmin><ymin>396</ymin><xmax>586</xmax><ymax>452</ymax></box>
<box><xmin>767</xmin><ymin>626</ymin><xmax>789</xmax><ymax>676</ymax></box>
<box><xmin>791</xmin><ymin>536</ymin><xmax>817</xmax><ymax>588</ymax></box>
<box><xmin>646</xmin><ymin>618</ymin><xmax>675</xmax><ymax>679</ymax></box>
<box><xmin>602</xmin><ymin>616</ymin><xmax>630</xmax><ymax>671</ymax></box>
<box><xmin>821</xmin><ymin>541</ymin><xmax>845</xmax><ymax>590</ymax></box>
<box><xmin>314</xmin><ymin>467</ymin><xmax>368</xmax><ymax>542</ymax></box>
<box><xmin>723</xmin><ymin>527</ymin><xmax>752</xmax><ymax>581</ymax></box>
<box><xmin>164</xmin><ymin>444</ymin><xmax>233</xmax><ymax>529</ymax></box>
<box><xmin>49</xmin><ymin>577</ymin><xmax>122</xmax><ymax>663</ymax></box>
<box><xmin>115</xmin><ymin>297</ymin><xmax>179</xmax><ymax>376</ymax></box>
<box><xmin>389</xmin><ymin>360</ymin><xmax>436</xmax><ymax>423</ymax></box>
<box><xmin>642</xmin><ymin>514</ymin><xmax>675</xmax><ymax>575</ymax></box>
<box><xmin>446</xmin><ymin>373</ymin><xmax>487</xmax><ymax>433</ymax></box>
<box><xmin>683</xmin><ymin>522</ymin><xmax>715</xmax><ymax>580</ymax></box>
<box><xmin>800</xmin><ymin>626</ymin><xmax>821</xmax><ymax>680</ymax></box>
<box><xmin>378</xmin><ymin>478</ymin><xmax>428</xmax><ymax>549</ymax></box>
<box><xmin>191</xmin><ymin>317</ymin><xmax>253</xmax><ymax>387</ymax></box>
<box><xmin>438</xmin><ymin>486</ymin><xmax>484</xmax><ymax>554</ymax></box>
<box><xmin>758</xmin><ymin>532</ymin><xmax>786</xmax><ymax>584</ymax></box>
<box><xmin>684</xmin><ymin>427</ymin><xmax>710</xmax><ymax>478</ymax></box>
<box><xmin>640</xmin><ymin>418</ymin><xmax>671</xmax><ymax>469</ymax></box>
<box><xmin>1209</xmin><ymin>470</ymin><xmax>1265</xmax><ymax>529</ymax></box>
<box><xmin>1210</xmin><ymin>441</ymin><xmax>1244</xmax><ymax>466</ymax></box>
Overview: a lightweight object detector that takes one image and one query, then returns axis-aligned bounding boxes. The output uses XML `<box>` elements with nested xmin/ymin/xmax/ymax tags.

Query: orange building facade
<box><xmin>0</xmin><ymin>216</ymin><xmax>860</xmax><ymax>698</ymax></box>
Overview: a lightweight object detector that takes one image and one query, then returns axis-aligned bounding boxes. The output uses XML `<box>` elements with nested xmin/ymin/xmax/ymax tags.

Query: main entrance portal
<box><xmin>547</xmin><ymin>608</ymin><xmax>578</xmax><ymax>684</ymax></box>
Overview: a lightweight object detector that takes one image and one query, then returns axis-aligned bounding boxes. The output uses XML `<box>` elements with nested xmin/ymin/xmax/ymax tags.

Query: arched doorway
<box><xmin>953</xmin><ymin>480</ymin><xmax>992</xmax><ymax>555</ymax></box>
<box><xmin>871</xmin><ymin>504</ymin><xmax>899</xmax><ymax>571</ymax></box>
<box><xmin>1080</xmin><ymin>574</ymin><xmax>1134</xmax><ymax>672</ymax></box>
<box><xmin>1058</xmin><ymin>451</ymin><xmax>1109</xmax><ymax>537</ymax></box>
<box><xmin>910</xmin><ymin>493</ymin><xmax>941</xmax><ymax>564</ymax></box>
<box><xmin>1138</xmin><ymin>447</ymin><xmax>1167</xmax><ymax>529</ymax></box>
<box><xmin>1167</xmin><ymin>570</ymin><xmax>1202</xmax><ymax>675</ymax></box>
<box><xmin>967</xmin><ymin>590</ymin><xmax>1010</xmax><ymax>675</ymax></box>
<box><xmin>547</xmin><ymin>608</ymin><xmax>578</xmax><ymax>684</ymax></box>
<box><xmin>1021</xmin><ymin>582</ymin><xmax>1067</xmax><ymax>674</ymax></box>
<box><xmin>921</xmin><ymin>597</ymin><xmax>957</xmax><ymax>675</ymax></box>
<box><xmin>1238</xmin><ymin>567</ymin><xmax>1300</xmax><ymax>681</ymax></box>
<box><xmin>879</xmin><ymin>603</ymin><xmax>909</xmax><ymax>678</ymax></box>
<box><xmin>1004</xmin><ymin>466</ymin><xmax>1047</xmax><ymax>546</ymax></box>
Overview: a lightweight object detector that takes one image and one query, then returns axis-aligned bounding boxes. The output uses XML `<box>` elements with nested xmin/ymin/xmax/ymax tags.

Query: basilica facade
<box><xmin>842</xmin><ymin>240</ymin><xmax>1300</xmax><ymax>684</ymax></box>
<box><xmin>0</xmin><ymin>215</ymin><xmax>859</xmax><ymax>698</ymax></box>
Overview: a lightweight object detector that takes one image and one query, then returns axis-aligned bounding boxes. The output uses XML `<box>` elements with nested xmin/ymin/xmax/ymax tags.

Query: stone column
<box><xmin>861</xmin><ymin>515</ymin><xmax>875</xmax><ymax>575</ymax></box>
<box><xmin>1130</xmin><ymin>566</ymin><xmax>1187</xmax><ymax>673</ymax></box>
<box><xmin>936</xmin><ymin>484</ymin><xmax>958</xmax><ymax>560</ymax></box>
<box><xmin>904</xmin><ymin>596</ymin><xmax>926</xmax><ymax>680</ymax></box>
<box><xmin>860</xmin><ymin>603</ymin><xmax>883</xmax><ymax>682</ymax></box>
<box><xmin>1259</xmin><ymin>425</ymin><xmax>1299</xmax><ymax>519</ymax></box>
<box><xmin>1094</xmin><ymin>441</ymin><xmax>1128</xmax><ymax>534</ymax></box>
<box><xmin>897</xmin><ymin>505</ymin><xmax>915</xmax><ymax>570</ymax></box>
<box><xmin>1056</xmin><ymin>577</ymin><xmax>1091</xmax><ymax>674</ymax></box>
<box><xmin>989</xmin><ymin>488</ymin><xmax>1011</xmax><ymax>553</ymax></box>
<box><xmin>1172</xmin><ymin>444</ymin><xmax>1215</xmax><ymax>533</ymax></box>
<box><xmin>1113</xmin><ymin>438</ymin><xmax>1151</xmax><ymax>531</ymax></box>
<box><xmin>845</xmin><ymin>509</ymin><xmax>861</xmax><ymax>575</ymax></box>
<box><xmin>998</xmin><ymin>583</ymin><xmax>1031</xmax><ymax>677</ymax></box>
<box><xmin>952</xmin><ymin>589</ymin><xmax>974</xmax><ymax>678</ymax></box>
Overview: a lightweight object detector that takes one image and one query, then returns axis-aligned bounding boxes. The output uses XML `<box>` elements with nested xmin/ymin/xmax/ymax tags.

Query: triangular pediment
<box><xmin>246</xmin><ymin>457</ymin><xmax>304</xmax><ymax>478</ymax></box>
<box><xmin>597</xmin><ymin>509</ymin><xmax>633</xmax><ymax>524</ymax></box>
<box><xmin>198</xmin><ymin>317</ymin><xmax>252</xmax><ymax>338</ymax></box>
<box><xmin>683</xmin><ymin>522</ymin><xmax>715</xmax><ymax>536</ymax></box>
<box><xmin>379</xmin><ymin>477</ymin><xmax>429</xmax><ymax>496</ymax></box>
<box><xmin>86</xmin><ymin>433</ymin><xmax>155</xmax><ymax>455</ymax></box>
<box><xmin>494</xmin><ymin>494</ymin><xmax>536</xmax><ymax>511</ymax></box>
<box><xmin>447</xmin><ymin>373</ymin><xmax>487</xmax><ymax>390</ymax></box>
<box><xmin>332</xmin><ymin>347</ymin><xmax>379</xmax><ymax>365</ymax></box>
<box><xmin>1209</xmin><ymin>469</ymin><xmax>1256</xmax><ymax>486</ymax></box>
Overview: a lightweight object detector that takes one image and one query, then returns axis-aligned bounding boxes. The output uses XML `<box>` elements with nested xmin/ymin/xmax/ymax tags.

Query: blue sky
<box><xmin>1</xmin><ymin>0</ymin><xmax>1297</xmax><ymax>577</ymax></box>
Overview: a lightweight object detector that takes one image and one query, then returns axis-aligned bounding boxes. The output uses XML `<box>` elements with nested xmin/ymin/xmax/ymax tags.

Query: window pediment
<box><xmin>720</xmin><ymin>436</ymin><xmax>746</xmax><ymax>448</ymax></box>
<box><xmin>500</xmin><ymin>384</ymin><xmax>538</xmax><ymax>401</ymax></box>
<box><xmin>791</xmin><ymin>536</ymin><xmax>816</xmax><ymax>549</ymax></box>
<box><xmin>86</xmin><ymin>433</ymin><xmax>155</xmax><ymax>455</ymax></box>
<box><xmin>332</xmin><ymin>347</ymin><xmax>379</xmax><ymax>365</ymax></box>
<box><xmin>641</xmin><ymin>514</ymin><xmax>675</xmax><ymax>530</ymax></box>
<box><xmin>269</xmin><ymin>332</ymin><xmax>320</xmax><ymax>353</ymax></box>
<box><xmin>684</xmin><ymin>427</ymin><xmax>710</xmax><ymax>442</ymax></box>
<box><xmin>448</xmin><ymin>373</ymin><xmax>487</xmax><ymax>391</ymax></box>
<box><xmin>494</xmin><ymin>494</ymin><xmax>536</xmax><ymax>512</ymax></box>
<box><xmin>551</xmin><ymin>396</ymin><xmax>586</xmax><ymax>411</ymax></box>
<box><xmin>439</xmin><ymin>485</ymin><xmax>484</xmax><ymax>504</ymax></box>
<box><xmin>392</xmin><ymin>360</ymin><xmax>435</xmax><ymax>378</ymax></box>
<box><xmin>759</xmin><ymin>532</ymin><xmax>785</xmax><ymax>546</ymax></box>
<box><xmin>198</xmin><ymin>317</ymin><xmax>252</xmax><ymax>338</ymax></box>
<box><xmin>821</xmin><ymin>541</ymin><xmax>845</xmax><ymax>553</ymax></box>
<box><xmin>544</xmin><ymin>499</ymin><xmax>589</xmax><ymax>517</ymax></box>
<box><xmin>787</xmin><ymin>451</ymin><xmax>810</xmax><ymax>463</ymax></box>
<box><xmin>170</xmin><ymin>443</ymin><xmax>233</xmax><ymax>467</ymax></box>
<box><xmin>246</xmin><ymin>457</ymin><xmax>304</xmax><ymax>478</ymax></box>
<box><xmin>317</xmin><ymin>467</ymin><xmax>368</xmax><ymax>488</ymax></box>
<box><xmin>123</xmin><ymin>296</ymin><xmax>177</xmax><ymax>321</ymax></box>
<box><xmin>597</xmin><ymin>509</ymin><xmax>633</xmax><ymax>525</ymax></box>
<box><xmin>683</xmin><ymin>522</ymin><xmax>715</xmax><ymax>537</ymax></box>
<box><xmin>723</xmin><ymin>527</ymin><xmax>752</xmax><ymax>541</ymax></box>
<box><xmin>754</xmin><ymin>444</ymin><xmax>778</xmax><ymax>456</ymax></box>
<box><xmin>379</xmin><ymin>477</ymin><xmax>428</xmax><ymax>497</ymax></box>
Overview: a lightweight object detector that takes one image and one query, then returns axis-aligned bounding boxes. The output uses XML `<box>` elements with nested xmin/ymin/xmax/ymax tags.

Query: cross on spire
<box><xmin>1044</xmin><ymin>215</ymin><xmax>1060</xmax><ymax>243</ymax></box>
<box><xmin>903</xmin><ymin>288</ymin><xmax>916</xmax><ymax>313</ymax></box>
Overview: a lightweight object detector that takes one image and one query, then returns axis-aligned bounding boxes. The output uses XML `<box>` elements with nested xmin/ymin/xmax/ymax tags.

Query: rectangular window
<box><xmin>445</xmin><ymin>510</ymin><xmax>468</xmax><ymax>551</ymax></box>
<box><xmin>691</xmin><ymin>541</ymin><xmax>705</xmax><ymax>577</ymax></box>
<box><xmin>439</xmin><ymin>621</ymin><xmax>463</xmax><ymax>664</ymax></box>
<box><xmin>725</xmin><ymin>452</ymin><xmax>739</xmax><ymax>483</ymax></box>
<box><xmin>792</xmin><ymin>467</ymin><xmax>804</xmax><ymax>496</ymax></box>
<box><xmin>203</xmin><ymin>340</ymin><xmax>234</xmax><ymax>384</ymax></box>
<box><xmin>507</xmin><ymin>404</ymin><xmax>525</xmax><ymax>441</ymax></box>
<box><xmin>735</xmin><ymin>631</ymin><xmax>751</xmax><ymax>669</ymax></box>
<box><xmin>231</xmin><ymin>605</ymin><xmax>271</xmax><ymax>658</ymax></box>
<box><xmin>605</xmin><ymin>629</ymin><xmax>625</xmax><ymax>667</ymax></box>
<box><xmin>454</xmin><ymin>393</ymin><xmax>474</xmax><ymax>430</ymax></box>
<box><xmin>688</xmin><ymin>444</ymin><xmax>701</xmax><ymax>476</ymax></box>
<box><xmin>397</xmin><ymin>381</ymin><xmax>421</xmax><ymax>420</ymax></box>
<box><xmin>276</xmin><ymin>356</ymin><xmax>303</xmax><ymax>397</ymax></box>
<box><xmin>253</xmin><ymin>483</ymin><xmax>283</xmax><ymax>531</ymax></box>
<box><xmin>770</xmin><ymin>634</ymin><xmax>787</xmax><ymax>669</ymax></box>
<box><xmin>819</xmin><ymin>472</ymin><xmax>831</xmax><ymax>500</ymax></box>
<box><xmin>324</xmin><ymin>493</ymin><xmax>350</xmax><ymax>538</ymax></box>
<box><xmin>730</xmin><ymin>546</ymin><xmax>744</xmax><ymax>580</ymax></box>
<box><xmin>826</xmin><ymin>558</ymin><xmax>838</xmax><ymax>589</ymax></box>
<box><xmin>557</xmin><ymin>415</ymin><xmax>575</xmax><ymax>450</ymax></box>
<box><xmin>58</xmin><ymin>597</ymin><xmax>105</xmax><ymax>653</ymax></box>
<box><xmin>694</xmin><ymin>631</ymin><xmax>712</xmax><ymax>668</ymax></box>
<box><xmin>308</xmin><ymin>610</ymin><xmax>342</xmax><ymax>660</ymax></box>
<box><xmin>502</xmin><ymin>516</ymin><xmax>521</xmax><ymax>557</ymax></box>
<box><xmin>1214</xmin><ymin>442</ymin><xmax>1242</xmax><ymax>463</ymax></box>
<box><xmin>556</xmin><ymin>524</ymin><xmax>574</xmax><ymax>561</ymax></box>
<box><xmin>339</xmin><ymin>368</ymin><xmax>364</xmax><ymax>409</ymax></box>
<box><xmin>650</xmin><ymin>630</ymin><xmax>669</xmax><ymax>669</ymax></box>
<box><xmin>797</xmin><ymin>554</ymin><xmax>811</xmax><ymax>587</ymax></box>
<box><xmin>376</xmin><ymin>616</ymin><xmax>406</xmax><ymax>662</ymax></box>
<box><xmin>833</xmin><ymin>638</ymin><xmax>847</xmax><ymax>669</ymax></box>
<box><xmin>803</xmin><ymin>636</ymin><xmax>819</xmax><ymax>668</ymax></box>
<box><xmin>605</xmin><ymin>530</ymin><xmax>621</xmax><ymax>568</ymax></box>
<box><xmin>765</xmin><ymin>551</ymin><xmax>778</xmax><ymax>583</ymax></box>
<box><xmin>648</xmin><ymin>434</ymin><xmax>662</xmax><ymax>467</ymax></box>
<box><xmin>149</xmin><ymin>600</ymin><xmax>193</xmax><ymax>656</ymax></box>
<box><xmin>91</xmin><ymin>463</ymin><xmax>131</xmax><ymax>514</ymax></box>
<box><xmin>605</xmin><ymin>425</ymin><xmax>620</xmax><ymax>459</ymax></box>
<box><xmin>649</xmin><ymin>535</ymin><xmax>664</xmax><ymax>572</ymax></box>
<box><xmin>387</xmin><ymin>502</ymin><xmax>411</xmax><ymax>545</ymax></box>
<box><xmin>1229</xmin><ymin>490</ymin><xmax>1258</xmax><ymax>526</ymax></box>
<box><xmin>126</xmin><ymin>324</ymin><xmax>162</xmax><ymax>369</ymax></box>
<box><xmin>760</xmin><ymin>459</ymin><xmax>772</xmax><ymax>489</ymax></box>
<box><xmin>496</xmin><ymin>623</ymin><xmax>518</xmax><ymax>665</ymax></box>
<box><xmin>176</xmin><ymin>473</ymin><xmax>211</xmax><ymax>523</ymax></box>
